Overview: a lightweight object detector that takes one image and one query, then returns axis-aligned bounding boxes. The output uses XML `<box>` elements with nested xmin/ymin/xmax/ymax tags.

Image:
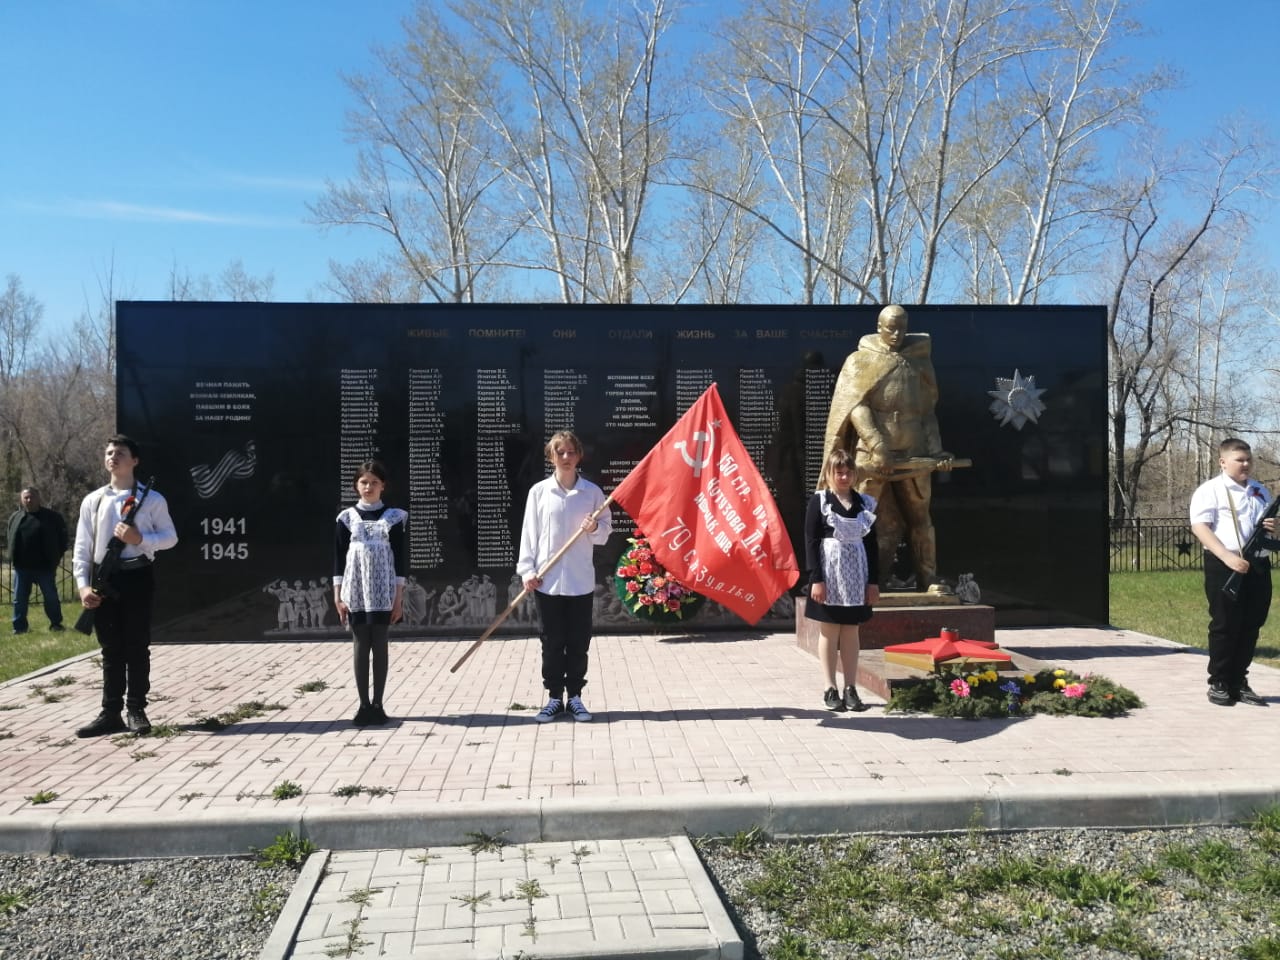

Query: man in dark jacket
<box><xmin>6</xmin><ymin>487</ymin><xmax>69</xmax><ymax>633</ymax></box>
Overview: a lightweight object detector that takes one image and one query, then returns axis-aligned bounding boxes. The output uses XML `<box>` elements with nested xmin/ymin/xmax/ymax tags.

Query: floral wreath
<box><xmin>886</xmin><ymin>666</ymin><xmax>1143</xmax><ymax>719</ymax></box>
<box><xmin>613</xmin><ymin>534</ymin><xmax>704</xmax><ymax>623</ymax></box>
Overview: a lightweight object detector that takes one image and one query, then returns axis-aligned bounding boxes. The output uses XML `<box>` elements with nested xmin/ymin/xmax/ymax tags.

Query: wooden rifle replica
<box><xmin>74</xmin><ymin>478</ymin><xmax>155</xmax><ymax>635</ymax></box>
<box><xmin>1223</xmin><ymin>493</ymin><xmax>1280</xmax><ymax>601</ymax></box>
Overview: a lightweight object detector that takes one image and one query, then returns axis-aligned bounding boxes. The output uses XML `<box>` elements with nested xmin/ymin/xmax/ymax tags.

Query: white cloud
<box><xmin>219</xmin><ymin>171</ymin><xmax>329</xmax><ymax>193</ymax></box>
<box><xmin>22</xmin><ymin>198</ymin><xmax>297</xmax><ymax>228</ymax></box>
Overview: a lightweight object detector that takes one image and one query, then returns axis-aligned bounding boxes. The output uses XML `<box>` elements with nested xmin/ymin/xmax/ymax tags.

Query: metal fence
<box><xmin>1109</xmin><ymin>518</ymin><xmax>1201</xmax><ymax>573</ymax></box>
<box><xmin>0</xmin><ymin>560</ymin><xmax>79</xmax><ymax>609</ymax></box>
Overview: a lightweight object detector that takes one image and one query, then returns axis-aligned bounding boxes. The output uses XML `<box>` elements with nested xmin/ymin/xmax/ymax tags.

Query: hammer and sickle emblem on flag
<box><xmin>674</xmin><ymin>425</ymin><xmax>715</xmax><ymax>477</ymax></box>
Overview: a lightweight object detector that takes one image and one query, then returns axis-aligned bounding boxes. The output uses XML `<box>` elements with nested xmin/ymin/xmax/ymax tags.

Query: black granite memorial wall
<box><xmin>115</xmin><ymin>301</ymin><xmax>1107</xmax><ymax>642</ymax></box>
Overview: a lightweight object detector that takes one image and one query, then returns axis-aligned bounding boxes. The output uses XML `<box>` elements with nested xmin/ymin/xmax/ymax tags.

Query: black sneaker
<box><xmin>823</xmin><ymin>687</ymin><xmax>846</xmax><ymax>711</ymax></box>
<box><xmin>535</xmin><ymin>697</ymin><xmax>565</xmax><ymax>723</ymax></box>
<box><xmin>844</xmin><ymin>685</ymin><xmax>869</xmax><ymax>712</ymax></box>
<box><xmin>566</xmin><ymin>696</ymin><xmax>592</xmax><ymax>722</ymax></box>
<box><xmin>1207</xmin><ymin>682</ymin><xmax>1235</xmax><ymax>707</ymax></box>
<box><xmin>49</xmin><ymin>624</ymin><xmax>65</xmax><ymax>632</ymax></box>
<box><xmin>368</xmin><ymin>703</ymin><xmax>389</xmax><ymax>725</ymax></box>
<box><xmin>1234</xmin><ymin>685</ymin><xmax>1269</xmax><ymax>707</ymax></box>
<box><xmin>76</xmin><ymin>712</ymin><xmax>126</xmax><ymax>738</ymax></box>
<box><xmin>126</xmin><ymin>710</ymin><xmax>151</xmax><ymax>735</ymax></box>
<box><xmin>353</xmin><ymin>705</ymin><xmax>373</xmax><ymax>726</ymax></box>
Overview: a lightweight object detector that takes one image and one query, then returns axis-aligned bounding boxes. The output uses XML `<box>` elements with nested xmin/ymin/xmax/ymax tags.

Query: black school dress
<box><xmin>803</xmin><ymin>490</ymin><xmax>878</xmax><ymax>625</ymax></box>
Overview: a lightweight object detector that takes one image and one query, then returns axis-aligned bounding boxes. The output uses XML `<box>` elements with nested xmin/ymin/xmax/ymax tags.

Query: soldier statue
<box><xmin>825</xmin><ymin>305</ymin><xmax>955</xmax><ymax>592</ymax></box>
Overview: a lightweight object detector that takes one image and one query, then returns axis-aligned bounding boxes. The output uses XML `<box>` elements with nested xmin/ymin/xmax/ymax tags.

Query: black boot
<box><xmin>77</xmin><ymin>711</ymin><xmax>126</xmax><ymax>738</ymax></box>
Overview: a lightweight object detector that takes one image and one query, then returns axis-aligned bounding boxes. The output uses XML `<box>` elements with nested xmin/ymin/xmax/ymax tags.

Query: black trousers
<box><xmin>93</xmin><ymin>566</ymin><xmax>155</xmax><ymax>713</ymax></box>
<box><xmin>1203</xmin><ymin>552</ymin><xmax>1271</xmax><ymax>688</ymax></box>
<box><xmin>534</xmin><ymin>592</ymin><xmax>593</xmax><ymax>700</ymax></box>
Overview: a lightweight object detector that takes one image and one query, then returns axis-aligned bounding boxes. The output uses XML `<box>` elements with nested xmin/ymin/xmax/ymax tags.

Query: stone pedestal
<box><xmin>794</xmin><ymin>596</ymin><xmax>995</xmax><ymax>657</ymax></box>
<box><xmin>795</xmin><ymin>598</ymin><xmax>1028</xmax><ymax>701</ymax></box>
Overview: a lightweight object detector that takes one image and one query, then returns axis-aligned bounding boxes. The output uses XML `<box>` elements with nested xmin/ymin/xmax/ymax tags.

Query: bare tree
<box><xmin>311</xmin><ymin>4</ymin><xmax>523</xmax><ymax>303</ymax></box>
<box><xmin>699</xmin><ymin>0</ymin><xmax>1167</xmax><ymax>305</ymax></box>
<box><xmin>0</xmin><ymin>274</ymin><xmax>41</xmax><ymax>384</ymax></box>
<box><xmin>663</xmin><ymin>139</ymin><xmax>769</xmax><ymax>303</ymax></box>
<box><xmin>700</xmin><ymin>0</ymin><xmax>870</xmax><ymax>304</ymax></box>
<box><xmin>0</xmin><ymin>271</ymin><xmax>116</xmax><ymax>513</ymax></box>
<box><xmin>0</xmin><ymin>275</ymin><xmax>45</xmax><ymax>494</ymax></box>
<box><xmin>320</xmin><ymin>257</ymin><xmax>422</xmax><ymax>304</ymax></box>
<box><xmin>1183</xmin><ymin>236</ymin><xmax>1279</xmax><ymax>483</ymax></box>
<box><xmin>1099</xmin><ymin>126</ymin><xmax>1277</xmax><ymax>521</ymax></box>
<box><xmin>950</xmin><ymin>0</ymin><xmax>1168</xmax><ymax>303</ymax></box>
<box><xmin>446</xmin><ymin>0</ymin><xmax>682</xmax><ymax>303</ymax></box>
<box><xmin>168</xmin><ymin>259</ymin><xmax>275</xmax><ymax>302</ymax></box>
<box><xmin>219</xmin><ymin>260</ymin><xmax>275</xmax><ymax>302</ymax></box>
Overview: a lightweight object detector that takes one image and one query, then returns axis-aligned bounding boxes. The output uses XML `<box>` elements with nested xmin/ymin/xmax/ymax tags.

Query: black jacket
<box><xmin>6</xmin><ymin>506</ymin><xmax>69</xmax><ymax>570</ymax></box>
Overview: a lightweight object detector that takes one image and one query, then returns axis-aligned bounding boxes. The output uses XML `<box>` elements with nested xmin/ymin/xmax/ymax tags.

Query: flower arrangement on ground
<box><xmin>886</xmin><ymin>666</ymin><xmax>1143</xmax><ymax>719</ymax></box>
<box><xmin>614</xmin><ymin>534</ymin><xmax>704</xmax><ymax>623</ymax></box>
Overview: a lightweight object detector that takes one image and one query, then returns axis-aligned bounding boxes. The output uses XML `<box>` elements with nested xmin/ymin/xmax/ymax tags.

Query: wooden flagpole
<box><xmin>449</xmin><ymin>496</ymin><xmax>614</xmax><ymax>673</ymax></box>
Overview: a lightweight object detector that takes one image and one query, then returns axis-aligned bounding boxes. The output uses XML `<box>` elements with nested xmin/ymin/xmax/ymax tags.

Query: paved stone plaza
<box><xmin>3</xmin><ymin>626</ymin><xmax>1278</xmax><ymax>957</ymax></box>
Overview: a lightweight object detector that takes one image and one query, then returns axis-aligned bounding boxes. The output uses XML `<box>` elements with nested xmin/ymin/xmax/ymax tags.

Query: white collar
<box><xmin>1222</xmin><ymin>474</ymin><xmax>1251</xmax><ymax>493</ymax></box>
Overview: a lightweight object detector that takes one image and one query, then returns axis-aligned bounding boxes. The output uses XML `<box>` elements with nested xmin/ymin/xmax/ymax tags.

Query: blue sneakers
<box><xmin>535</xmin><ymin>697</ymin><xmax>565</xmax><ymax>723</ymax></box>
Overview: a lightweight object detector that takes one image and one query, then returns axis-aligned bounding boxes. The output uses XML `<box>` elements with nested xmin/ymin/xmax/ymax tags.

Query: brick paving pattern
<box><xmin>291</xmin><ymin>837</ymin><xmax>735</xmax><ymax>959</ymax></box>
<box><xmin>4</xmin><ymin>626</ymin><xmax>1279</xmax><ymax>959</ymax></box>
<box><xmin>1</xmin><ymin>628</ymin><xmax>1276</xmax><ymax>818</ymax></box>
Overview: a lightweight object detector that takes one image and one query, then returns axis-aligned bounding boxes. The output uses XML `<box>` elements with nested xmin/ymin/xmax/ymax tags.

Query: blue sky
<box><xmin>2</xmin><ymin>0</ymin><xmax>1277</xmax><ymax>332</ymax></box>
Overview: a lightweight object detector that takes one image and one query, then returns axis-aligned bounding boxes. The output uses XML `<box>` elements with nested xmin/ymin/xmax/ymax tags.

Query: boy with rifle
<box><xmin>72</xmin><ymin>435</ymin><xmax>178</xmax><ymax>737</ymax></box>
<box><xmin>1190</xmin><ymin>438</ymin><xmax>1277</xmax><ymax>707</ymax></box>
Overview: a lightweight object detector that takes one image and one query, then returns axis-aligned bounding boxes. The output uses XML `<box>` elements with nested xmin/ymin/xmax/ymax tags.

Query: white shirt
<box><xmin>1189</xmin><ymin>473</ymin><xmax>1271</xmax><ymax>555</ymax></box>
<box><xmin>73</xmin><ymin>482</ymin><xmax>179</xmax><ymax>588</ymax></box>
<box><xmin>516</xmin><ymin>474</ymin><xmax>611</xmax><ymax>597</ymax></box>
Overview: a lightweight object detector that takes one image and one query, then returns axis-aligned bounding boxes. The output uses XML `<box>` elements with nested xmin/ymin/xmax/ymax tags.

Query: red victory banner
<box><xmin>611</xmin><ymin>383</ymin><xmax>799</xmax><ymax>624</ymax></box>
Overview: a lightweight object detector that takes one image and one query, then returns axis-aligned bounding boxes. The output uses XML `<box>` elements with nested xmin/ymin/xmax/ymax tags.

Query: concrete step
<box><xmin>269</xmin><ymin>836</ymin><xmax>742</xmax><ymax>960</ymax></box>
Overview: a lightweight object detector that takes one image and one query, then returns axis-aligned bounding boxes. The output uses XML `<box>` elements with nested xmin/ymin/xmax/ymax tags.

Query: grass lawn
<box><xmin>698</xmin><ymin>811</ymin><xmax>1280</xmax><ymax>960</ymax></box>
<box><xmin>1109</xmin><ymin>571</ymin><xmax>1280</xmax><ymax>671</ymax></box>
<box><xmin>1</xmin><ymin>603</ymin><xmax>97</xmax><ymax>683</ymax></box>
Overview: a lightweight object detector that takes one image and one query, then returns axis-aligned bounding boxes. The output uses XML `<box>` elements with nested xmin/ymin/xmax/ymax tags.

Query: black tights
<box><xmin>351</xmin><ymin>623</ymin><xmax>389</xmax><ymax>707</ymax></box>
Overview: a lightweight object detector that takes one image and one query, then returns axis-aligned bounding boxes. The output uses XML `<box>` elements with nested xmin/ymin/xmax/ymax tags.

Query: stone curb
<box><xmin>672</xmin><ymin>834</ymin><xmax>744</xmax><ymax>960</ymax></box>
<box><xmin>0</xmin><ymin>650</ymin><xmax>98</xmax><ymax>689</ymax></box>
<box><xmin>258</xmin><ymin>848</ymin><xmax>330</xmax><ymax>960</ymax></box>
<box><xmin>4</xmin><ymin>783</ymin><xmax>1279</xmax><ymax>859</ymax></box>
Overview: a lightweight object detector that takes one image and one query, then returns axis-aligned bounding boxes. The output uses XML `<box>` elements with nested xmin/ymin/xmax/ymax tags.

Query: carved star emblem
<box><xmin>988</xmin><ymin>369</ymin><xmax>1046</xmax><ymax>430</ymax></box>
<box><xmin>883</xmin><ymin>634</ymin><xmax>1013</xmax><ymax>669</ymax></box>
